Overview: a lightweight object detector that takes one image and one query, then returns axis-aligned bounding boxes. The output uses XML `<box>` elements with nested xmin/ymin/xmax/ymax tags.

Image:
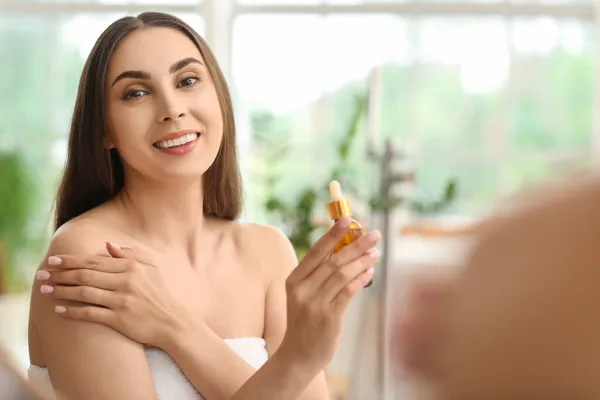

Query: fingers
<box><xmin>334</xmin><ymin>229</ymin><xmax>381</xmax><ymax>265</ymax></box>
<box><xmin>45</xmin><ymin>254</ymin><xmax>129</xmax><ymax>273</ymax></box>
<box><xmin>54</xmin><ymin>303</ymin><xmax>116</xmax><ymax>326</ymax></box>
<box><xmin>35</xmin><ymin>268</ymin><xmax>121</xmax><ymax>290</ymax></box>
<box><xmin>308</xmin><ymin>229</ymin><xmax>381</xmax><ymax>289</ymax></box>
<box><xmin>41</xmin><ymin>284</ymin><xmax>123</xmax><ymax>310</ymax></box>
<box><xmin>106</xmin><ymin>242</ymin><xmax>130</xmax><ymax>259</ymax></box>
<box><xmin>330</xmin><ymin>261</ymin><xmax>376</xmax><ymax>313</ymax></box>
<box><xmin>323</xmin><ymin>247</ymin><xmax>379</xmax><ymax>304</ymax></box>
<box><xmin>105</xmin><ymin>241</ymin><xmax>142</xmax><ymax>262</ymax></box>
<box><xmin>291</xmin><ymin>217</ymin><xmax>352</xmax><ymax>281</ymax></box>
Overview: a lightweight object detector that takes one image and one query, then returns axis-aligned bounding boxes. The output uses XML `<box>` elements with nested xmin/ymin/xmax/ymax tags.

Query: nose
<box><xmin>157</xmin><ymin>93</ymin><xmax>185</xmax><ymax>123</ymax></box>
<box><xmin>160</xmin><ymin>109</ymin><xmax>185</xmax><ymax>122</ymax></box>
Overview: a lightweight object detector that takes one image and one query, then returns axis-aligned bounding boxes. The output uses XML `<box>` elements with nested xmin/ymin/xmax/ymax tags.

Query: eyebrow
<box><xmin>111</xmin><ymin>57</ymin><xmax>203</xmax><ymax>87</ymax></box>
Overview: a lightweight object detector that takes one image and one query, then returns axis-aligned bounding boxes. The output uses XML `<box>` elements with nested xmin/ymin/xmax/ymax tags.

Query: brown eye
<box><xmin>123</xmin><ymin>89</ymin><xmax>147</xmax><ymax>100</ymax></box>
<box><xmin>179</xmin><ymin>76</ymin><xmax>200</xmax><ymax>88</ymax></box>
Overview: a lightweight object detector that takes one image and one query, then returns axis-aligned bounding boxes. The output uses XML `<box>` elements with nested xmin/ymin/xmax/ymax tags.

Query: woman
<box><xmin>27</xmin><ymin>12</ymin><xmax>380</xmax><ymax>400</ymax></box>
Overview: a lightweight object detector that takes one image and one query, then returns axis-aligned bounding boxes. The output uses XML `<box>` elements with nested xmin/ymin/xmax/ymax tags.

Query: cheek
<box><xmin>106</xmin><ymin>104</ymin><xmax>152</xmax><ymax>159</ymax></box>
<box><xmin>197</xmin><ymin>89</ymin><xmax>224</xmax><ymax>141</ymax></box>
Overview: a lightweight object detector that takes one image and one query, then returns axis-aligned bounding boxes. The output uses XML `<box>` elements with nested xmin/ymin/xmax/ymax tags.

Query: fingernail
<box><xmin>35</xmin><ymin>270</ymin><xmax>51</xmax><ymax>281</ymax></box>
<box><xmin>338</xmin><ymin>217</ymin><xmax>351</xmax><ymax>228</ymax></box>
<box><xmin>108</xmin><ymin>241</ymin><xmax>121</xmax><ymax>249</ymax></box>
<box><xmin>368</xmin><ymin>248</ymin><xmax>380</xmax><ymax>259</ymax></box>
<box><xmin>48</xmin><ymin>256</ymin><xmax>62</xmax><ymax>266</ymax></box>
<box><xmin>366</xmin><ymin>267</ymin><xmax>375</xmax><ymax>275</ymax></box>
<box><xmin>40</xmin><ymin>285</ymin><xmax>54</xmax><ymax>294</ymax></box>
<box><xmin>367</xmin><ymin>230</ymin><xmax>381</xmax><ymax>242</ymax></box>
<box><xmin>54</xmin><ymin>306</ymin><xmax>66</xmax><ymax>313</ymax></box>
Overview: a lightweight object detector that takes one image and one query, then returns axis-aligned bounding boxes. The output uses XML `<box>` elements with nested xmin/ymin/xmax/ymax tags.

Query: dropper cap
<box><xmin>327</xmin><ymin>180</ymin><xmax>353</xmax><ymax>220</ymax></box>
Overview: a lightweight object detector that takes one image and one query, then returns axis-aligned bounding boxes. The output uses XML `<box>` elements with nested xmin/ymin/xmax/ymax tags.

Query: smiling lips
<box><xmin>153</xmin><ymin>131</ymin><xmax>201</xmax><ymax>156</ymax></box>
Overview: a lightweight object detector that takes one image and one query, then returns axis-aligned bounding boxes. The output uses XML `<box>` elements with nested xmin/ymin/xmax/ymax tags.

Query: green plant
<box><xmin>0</xmin><ymin>150</ymin><xmax>37</xmax><ymax>292</ymax></box>
<box><xmin>369</xmin><ymin>175</ymin><xmax>457</xmax><ymax>214</ymax></box>
<box><xmin>259</xmin><ymin>92</ymin><xmax>368</xmax><ymax>259</ymax></box>
<box><xmin>258</xmin><ymin>89</ymin><xmax>458</xmax><ymax>258</ymax></box>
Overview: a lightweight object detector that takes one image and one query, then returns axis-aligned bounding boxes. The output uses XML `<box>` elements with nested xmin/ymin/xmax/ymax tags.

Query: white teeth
<box><xmin>155</xmin><ymin>133</ymin><xmax>198</xmax><ymax>148</ymax></box>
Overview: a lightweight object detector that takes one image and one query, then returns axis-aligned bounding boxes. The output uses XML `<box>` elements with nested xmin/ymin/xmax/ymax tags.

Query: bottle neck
<box><xmin>328</xmin><ymin>199</ymin><xmax>353</xmax><ymax>220</ymax></box>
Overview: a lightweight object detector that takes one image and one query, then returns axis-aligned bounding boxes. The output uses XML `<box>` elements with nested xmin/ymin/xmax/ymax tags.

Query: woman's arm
<box><xmin>163</xmin><ymin>320</ymin><xmax>323</xmax><ymax>400</ymax></box>
<box><xmin>32</xmin><ymin>225</ymin><xmax>157</xmax><ymax>400</ymax></box>
<box><xmin>161</xmin><ymin>225</ymin><xmax>328</xmax><ymax>400</ymax></box>
<box><xmin>259</xmin><ymin>225</ymin><xmax>329</xmax><ymax>397</ymax></box>
<box><xmin>41</xmin><ymin>218</ymin><xmax>378</xmax><ymax>400</ymax></box>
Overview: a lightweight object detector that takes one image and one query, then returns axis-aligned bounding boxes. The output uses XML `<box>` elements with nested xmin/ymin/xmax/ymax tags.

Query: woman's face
<box><xmin>105</xmin><ymin>27</ymin><xmax>223</xmax><ymax>183</ymax></box>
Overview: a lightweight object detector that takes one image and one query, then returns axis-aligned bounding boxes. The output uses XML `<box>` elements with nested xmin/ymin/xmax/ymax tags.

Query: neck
<box><xmin>114</xmin><ymin>172</ymin><xmax>205</xmax><ymax>251</ymax></box>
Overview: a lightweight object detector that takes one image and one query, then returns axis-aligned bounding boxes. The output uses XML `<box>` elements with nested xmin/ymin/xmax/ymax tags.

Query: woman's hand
<box><xmin>35</xmin><ymin>242</ymin><xmax>198</xmax><ymax>349</ymax></box>
<box><xmin>277</xmin><ymin>217</ymin><xmax>381</xmax><ymax>372</ymax></box>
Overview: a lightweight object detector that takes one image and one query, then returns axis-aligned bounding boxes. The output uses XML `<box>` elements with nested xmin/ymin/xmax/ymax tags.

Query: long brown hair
<box><xmin>54</xmin><ymin>12</ymin><xmax>242</xmax><ymax>231</ymax></box>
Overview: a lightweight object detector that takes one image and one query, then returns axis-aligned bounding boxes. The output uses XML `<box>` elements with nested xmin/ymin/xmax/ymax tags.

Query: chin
<box><xmin>159</xmin><ymin>167</ymin><xmax>207</xmax><ymax>182</ymax></box>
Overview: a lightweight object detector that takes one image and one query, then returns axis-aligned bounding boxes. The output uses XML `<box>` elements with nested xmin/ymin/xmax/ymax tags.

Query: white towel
<box><xmin>28</xmin><ymin>337</ymin><xmax>269</xmax><ymax>400</ymax></box>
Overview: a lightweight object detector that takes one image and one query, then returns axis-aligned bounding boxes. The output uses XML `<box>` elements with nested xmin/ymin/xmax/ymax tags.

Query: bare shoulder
<box><xmin>28</xmin><ymin>209</ymin><xmax>155</xmax><ymax>399</ymax></box>
<box><xmin>50</xmin><ymin>200</ymin><xmax>133</xmax><ymax>251</ymax></box>
<box><xmin>226</xmin><ymin>220</ymin><xmax>298</xmax><ymax>278</ymax></box>
<box><xmin>48</xmin><ymin>216</ymin><xmax>113</xmax><ymax>256</ymax></box>
<box><xmin>29</xmin><ymin>207</ymin><xmax>128</xmax><ymax>345</ymax></box>
<box><xmin>30</xmin><ymin>210</ymin><xmax>122</xmax><ymax>328</ymax></box>
<box><xmin>237</xmin><ymin>222</ymin><xmax>294</xmax><ymax>253</ymax></box>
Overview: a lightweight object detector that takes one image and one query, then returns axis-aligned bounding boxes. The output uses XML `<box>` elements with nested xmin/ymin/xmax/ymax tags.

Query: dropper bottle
<box><xmin>327</xmin><ymin>180</ymin><xmax>364</xmax><ymax>253</ymax></box>
<box><xmin>327</xmin><ymin>181</ymin><xmax>373</xmax><ymax>287</ymax></box>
